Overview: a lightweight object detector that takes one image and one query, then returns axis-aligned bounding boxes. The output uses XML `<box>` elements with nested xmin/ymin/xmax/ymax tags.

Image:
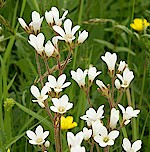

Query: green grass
<box><xmin>0</xmin><ymin>0</ymin><xmax>150</xmax><ymax>151</ymax></box>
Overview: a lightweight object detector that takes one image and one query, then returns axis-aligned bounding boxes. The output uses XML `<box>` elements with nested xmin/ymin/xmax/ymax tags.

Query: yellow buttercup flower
<box><xmin>130</xmin><ymin>18</ymin><xmax>150</xmax><ymax>31</ymax></box>
<box><xmin>7</xmin><ymin>149</ymin><xmax>10</xmax><ymax>152</ymax></box>
<box><xmin>61</xmin><ymin>116</ymin><xmax>77</xmax><ymax>130</ymax></box>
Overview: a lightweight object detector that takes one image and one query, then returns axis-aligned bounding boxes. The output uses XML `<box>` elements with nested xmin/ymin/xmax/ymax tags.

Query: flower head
<box><xmin>30</xmin><ymin>85</ymin><xmax>48</xmax><ymax>108</ymax></box>
<box><xmin>118</xmin><ymin>104</ymin><xmax>140</xmax><ymax>125</ymax></box>
<box><xmin>46</xmin><ymin>74</ymin><xmax>71</xmax><ymax>93</ymax></box>
<box><xmin>77</xmin><ymin>30</ymin><xmax>88</xmax><ymax>44</ymax></box>
<box><xmin>18</xmin><ymin>11</ymin><xmax>43</xmax><ymax>35</ymax></box>
<box><xmin>88</xmin><ymin>66</ymin><xmax>101</xmax><ymax>83</ymax></box>
<box><xmin>61</xmin><ymin>116</ymin><xmax>77</xmax><ymax>130</ymax></box>
<box><xmin>82</xmin><ymin>127</ymin><xmax>92</xmax><ymax>141</ymax></box>
<box><xmin>53</xmin><ymin>19</ymin><xmax>80</xmax><ymax>43</ymax></box>
<box><xmin>80</xmin><ymin>105</ymin><xmax>104</xmax><ymax>126</ymax></box>
<box><xmin>101</xmin><ymin>52</ymin><xmax>117</xmax><ymax>76</ymax></box>
<box><xmin>116</xmin><ymin>68</ymin><xmax>134</xmax><ymax>88</ymax></box>
<box><xmin>94</xmin><ymin>125</ymin><xmax>119</xmax><ymax>147</ymax></box>
<box><xmin>26</xmin><ymin>125</ymin><xmax>49</xmax><ymax>145</ymax></box>
<box><xmin>71</xmin><ymin>68</ymin><xmax>88</xmax><ymax>87</ymax></box>
<box><xmin>109</xmin><ymin>108</ymin><xmax>119</xmax><ymax>129</ymax></box>
<box><xmin>45</xmin><ymin>7</ymin><xmax>68</xmax><ymax>26</ymax></box>
<box><xmin>50</xmin><ymin>94</ymin><xmax>73</xmax><ymax>114</ymax></box>
<box><xmin>130</xmin><ymin>18</ymin><xmax>150</xmax><ymax>31</ymax></box>
<box><xmin>28</xmin><ymin>33</ymin><xmax>45</xmax><ymax>55</ymax></box>
<box><xmin>122</xmin><ymin>138</ymin><xmax>142</xmax><ymax>152</ymax></box>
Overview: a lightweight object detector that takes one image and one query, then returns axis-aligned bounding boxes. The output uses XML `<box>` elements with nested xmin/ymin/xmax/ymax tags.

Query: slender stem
<box><xmin>104</xmin><ymin>146</ymin><xmax>110</xmax><ymax>152</ymax></box>
<box><xmin>95</xmin><ymin>143</ymin><xmax>100</xmax><ymax>152</ymax></box>
<box><xmin>114</xmin><ymin>90</ymin><xmax>124</xmax><ymax>107</ymax></box>
<box><xmin>36</xmin><ymin>52</ymin><xmax>43</xmax><ymax>87</ymax></box>
<box><xmin>84</xmin><ymin>87</ymin><xmax>92</xmax><ymax>107</ymax></box>
<box><xmin>44</xmin><ymin>100</ymin><xmax>53</xmax><ymax>121</ymax></box>
<box><xmin>43</xmin><ymin>54</ymin><xmax>51</xmax><ymax>75</ymax></box>
<box><xmin>111</xmin><ymin>77</ymin><xmax>115</xmax><ymax>106</ymax></box>
<box><xmin>90</xmin><ymin>139</ymin><xmax>95</xmax><ymax>152</ymax></box>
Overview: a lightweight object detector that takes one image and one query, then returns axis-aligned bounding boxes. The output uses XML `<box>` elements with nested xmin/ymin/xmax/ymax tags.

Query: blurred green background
<box><xmin>0</xmin><ymin>0</ymin><xmax>150</xmax><ymax>151</ymax></box>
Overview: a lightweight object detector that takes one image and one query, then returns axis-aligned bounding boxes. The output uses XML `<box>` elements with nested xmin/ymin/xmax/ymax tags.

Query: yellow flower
<box><xmin>130</xmin><ymin>18</ymin><xmax>150</xmax><ymax>31</ymax></box>
<box><xmin>61</xmin><ymin>116</ymin><xmax>77</xmax><ymax>130</ymax></box>
<box><xmin>7</xmin><ymin>149</ymin><xmax>10</xmax><ymax>152</ymax></box>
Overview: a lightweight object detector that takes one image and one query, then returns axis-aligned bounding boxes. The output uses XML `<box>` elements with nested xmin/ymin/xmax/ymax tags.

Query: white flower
<box><xmin>110</xmin><ymin>108</ymin><xmax>119</xmax><ymax>129</ymax></box>
<box><xmin>19</xmin><ymin>11</ymin><xmax>43</xmax><ymax>35</ymax></box>
<box><xmin>44</xmin><ymin>40</ymin><xmax>55</xmax><ymax>57</ymax></box>
<box><xmin>46</xmin><ymin>74</ymin><xmax>71</xmax><ymax>93</ymax></box>
<box><xmin>96</xmin><ymin>80</ymin><xmax>109</xmax><ymax>96</ymax></box>
<box><xmin>53</xmin><ymin>19</ymin><xmax>80</xmax><ymax>43</ymax></box>
<box><xmin>67</xmin><ymin>131</ymin><xmax>84</xmax><ymax>148</ymax></box>
<box><xmin>71</xmin><ymin>68</ymin><xmax>88</xmax><ymax>87</ymax></box>
<box><xmin>115</xmin><ymin>79</ymin><xmax>121</xmax><ymax>90</ymax></box>
<box><xmin>50</xmin><ymin>94</ymin><xmax>73</xmax><ymax>114</ymax></box>
<box><xmin>122</xmin><ymin>138</ymin><xmax>142</xmax><ymax>152</ymax></box>
<box><xmin>118</xmin><ymin>104</ymin><xmax>140</xmax><ymax>125</ymax></box>
<box><xmin>26</xmin><ymin>125</ymin><xmax>49</xmax><ymax>145</ymax></box>
<box><xmin>101</xmin><ymin>52</ymin><xmax>117</xmax><ymax>76</ymax></box>
<box><xmin>71</xmin><ymin>146</ymin><xmax>85</xmax><ymax>152</ymax></box>
<box><xmin>45</xmin><ymin>7</ymin><xmax>68</xmax><ymax>26</ymax></box>
<box><xmin>94</xmin><ymin>125</ymin><xmax>119</xmax><ymax>147</ymax></box>
<box><xmin>80</xmin><ymin>105</ymin><xmax>104</xmax><ymax>126</ymax></box>
<box><xmin>82</xmin><ymin>127</ymin><xmax>92</xmax><ymax>141</ymax></box>
<box><xmin>88</xmin><ymin>66</ymin><xmax>101</xmax><ymax>82</ymax></box>
<box><xmin>118</xmin><ymin>61</ymin><xmax>127</xmax><ymax>73</ymax></box>
<box><xmin>28</xmin><ymin>33</ymin><xmax>45</xmax><ymax>55</ymax></box>
<box><xmin>116</xmin><ymin>68</ymin><xmax>134</xmax><ymax>88</ymax></box>
<box><xmin>30</xmin><ymin>85</ymin><xmax>48</xmax><ymax>108</ymax></box>
<box><xmin>78</xmin><ymin>30</ymin><xmax>88</xmax><ymax>44</ymax></box>
<box><xmin>92</xmin><ymin>120</ymin><xmax>103</xmax><ymax>138</ymax></box>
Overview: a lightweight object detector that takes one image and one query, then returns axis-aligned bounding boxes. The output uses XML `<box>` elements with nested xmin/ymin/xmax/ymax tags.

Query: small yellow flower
<box><xmin>130</xmin><ymin>18</ymin><xmax>150</xmax><ymax>31</ymax></box>
<box><xmin>7</xmin><ymin>149</ymin><xmax>10</xmax><ymax>152</ymax></box>
<box><xmin>61</xmin><ymin>116</ymin><xmax>77</xmax><ymax>130</ymax></box>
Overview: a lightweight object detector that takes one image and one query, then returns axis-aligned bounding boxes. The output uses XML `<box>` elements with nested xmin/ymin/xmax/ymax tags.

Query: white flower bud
<box><xmin>115</xmin><ymin>79</ymin><xmax>121</xmax><ymax>90</ymax></box>
<box><xmin>45</xmin><ymin>140</ymin><xmax>50</xmax><ymax>148</ymax></box>
<box><xmin>45</xmin><ymin>10</ymin><xmax>54</xmax><ymax>25</ymax></box>
<box><xmin>110</xmin><ymin>108</ymin><xmax>119</xmax><ymax>129</ymax></box>
<box><xmin>118</xmin><ymin>61</ymin><xmax>126</xmax><ymax>72</ymax></box>
<box><xmin>18</xmin><ymin>18</ymin><xmax>28</xmax><ymax>29</ymax></box>
<box><xmin>78</xmin><ymin>30</ymin><xmax>88</xmax><ymax>44</ymax></box>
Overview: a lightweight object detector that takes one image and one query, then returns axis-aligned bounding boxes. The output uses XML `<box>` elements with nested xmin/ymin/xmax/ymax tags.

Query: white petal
<box><xmin>132</xmin><ymin>140</ymin><xmax>142</xmax><ymax>151</ymax></box>
<box><xmin>31</xmin><ymin>85</ymin><xmax>40</xmax><ymax>98</ymax></box>
<box><xmin>72</xmin><ymin>25</ymin><xmax>80</xmax><ymax>36</ymax></box>
<box><xmin>122</xmin><ymin>138</ymin><xmax>131</xmax><ymax>151</ymax></box>
<box><xmin>108</xmin><ymin>130</ymin><xmax>119</xmax><ymax>140</ymax></box>
<box><xmin>36</xmin><ymin>125</ymin><xmax>43</xmax><ymax>136</ymax></box>
<box><xmin>53</xmin><ymin>25</ymin><xmax>65</xmax><ymax>37</ymax></box>
<box><xmin>26</xmin><ymin>130</ymin><xmax>36</xmax><ymax>140</ymax></box>
<box><xmin>42</xmin><ymin>131</ymin><xmax>49</xmax><ymax>139</ymax></box>
<box><xmin>64</xmin><ymin>19</ymin><xmax>72</xmax><ymax>34</ymax></box>
<box><xmin>41</xmin><ymin>86</ymin><xmax>48</xmax><ymax>96</ymax></box>
<box><xmin>118</xmin><ymin>104</ymin><xmax>125</xmax><ymax>113</ymax></box>
<box><xmin>48</xmin><ymin>75</ymin><xmax>57</xmax><ymax>88</ymax></box>
<box><xmin>50</xmin><ymin>106</ymin><xmax>59</xmax><ymax>113</ymax></box>
<box><xmin>51</xmin><ymin>7</ymin><xmax>59</xmax><ymax>20</ymax></box>
<box><xmin>57</xmin><ymin>74</ymin><xmax>66</xmax><ymax>87</ymax></box>
<box><xmin>61</xmin><ymin>82</ymin><xmax>71</xmax><ymax>89</ymax></box>
<box><xmin>18</xmin><ymin>18</ymin><xmax>28</xmax><ymax>29</ymax></box>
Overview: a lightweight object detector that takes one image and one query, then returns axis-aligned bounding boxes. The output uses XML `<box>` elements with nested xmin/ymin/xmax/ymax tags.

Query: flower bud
<box><xmin>4</xmin><ymin>98</ymin><xmax>15</xmax><ymax>111</ymax></box>
<box><xmin>115</xmin><ymin>79</ymin><xmax>121</xmax><ymax>90</ymax></box>
<box><xmin>78</xmin><ymin>30</ymin><xmax>88</xmax><ymax>44</ymax></box>
<box><xmin>45</xmin><ymin>140</ymin><xmax>50</xmax><ymax>148</ymax></box>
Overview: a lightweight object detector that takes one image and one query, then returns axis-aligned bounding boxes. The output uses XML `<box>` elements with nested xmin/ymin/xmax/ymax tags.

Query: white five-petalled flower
<box><xmin>88</xmin><ymin>66</ymin><xmax>101</xmax><ymax>83</ymax></box>
<box><xmin>45</xmin><ymin>7</ymin><xmax>68</xmax><ymax>26</ymax></box>
<box><xmin>101</xmin><ymin>52</ymin><xmax>117</xmax><ymax>76</ymax></box>
<box><xmin>116</xmin><ymin>68</ymin><xmax>134</xmax><ymax>88</ymax></box>
<box><xmin>53</xmin><ymin>19</ymin><xmax>80</xmax><ymax>43</ymax></box>
<box><xmin>71</xmin><ymin>68</ymin><xmax>88</xmax><ymax>87</ymax></box>
<box><xmin>80</xmin><ymin>105</ymin><xmax>104</xmax><ymax>126</ymax></box>
<box><xmin>94</xmin><ymin>125</ymin><xmax>119</xmax><ymax>147</ymax></box>
<box><xmin>18</xmin><ymin>11</ymin><xmax>43</xmax><ymax>35</ymax></box>
<box><xmin>122</xmin><ymin>138</ymin><xmax>142</xmax><ymax>152</ymax></box>
<box><xmin>50</xmin><ymin>94</ymin><xmax>73</xmax><ymax>114</ymax></box>
<box><xmin>118</xmin><ymin>104</ymin><xmax>140</xmax><ymax>125</ymax></box>
<box><xmin>46</xmin><ymin>74</ymin><xmax>71</xmax><ymax>93</ymax></box>
<box><xmin>30</xmin><ymin>85</ymin><xmax>48</xmax><ymax>108</ymax></box>
<box><xmin>28</xmin><ymin>33</ymin><xmax>45</xmax><ymax>55</ymax></box>
<box><xmin>26</xmin><ymin>125</ymin><xmax>49</xmax><ymax>145</ymax></box>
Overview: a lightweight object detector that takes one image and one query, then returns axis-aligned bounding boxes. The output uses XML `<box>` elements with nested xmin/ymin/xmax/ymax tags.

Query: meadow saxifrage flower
<box><xmin>45</xmin><ymin>7</ymin><xmax>68</xmax><ymax>26</ymax></box>
<box><xmin>30</xmin><ymin>85</ymin><xmax>48</xmax><ymax>108</ymax></box>
<box><xmin>71</xmin><ymin>68</ymin><xmax>88</xmax><ymax>88</ymax></box>
<box><xmin>130</xmin><ymin>18</ymin><xmax>150</xmax><ymax>32</ymax></box>
<box><xmin>53</xmin><ymin>19</ymin><xmax>80</xmax><ymax>43</ymax></box>
<box><xmin>118</xmin><ymin>104</ymin><xmax>140</xmax><ymax>125</ymax></box>
<box><xmin>122</xmin><ymin>138</ymin><xmax>142</xmax><ymax>152</ymax></box>
<box><xmin>92</xmin><ymin>120</ymin><xmax>103</xmax><ymax>138</ymax></box>
<box><xmin>61</xmin><ymin>116</ymin><xmax>77</xmax><ymax>130</ymax></box>
<box><xmin>116</xmin><ymin>68</ymin><xmax>134</xmax><ymax>88</ymax></box>
<box><xmin>88</xmin><ymin>66</ymin><xmax>101</xmax><ymax>83</ymax></box>
<box><xmin>77</xmin><ymin>30</ymin><xmax>88</xmax><ymax>44</ymax></box>
<box><xmin>50</xmin><ymin>94</ymin><xmax>73</xmax><ymax>114</ymax></box>
<box><xmin>101</xmin><ymin>52</ymin><xmax>117</xmax><ymax>77</ymax></box>
<box><xmin>67</xmin><ymin>131</ymin><xmax>84</xmax><ymax>148</ymax></box>
<box><xmin>18</xmin><ymin>11</ymin><xmax>43</xmax><ymax>35</ymax></box>
<box><xmin>109</xmin><ymin>108</ymin><xmax>119</xmax><ymax>129</ymax></box>
<box><xmin>46</xmin><ymin>74</ymin><xmax>71</xmax><ymax>93</ymax></box>
<box><xmin>80</xmin><ymin>105</ymin><xmax>104</xmax><ymax>126</ymax></box>
<box><xmin>94</xmin><ymin>125</ymin><xmax>119</xmax><ymax>147</ymax></box>
<box><xmin>28</xmin><ymin>33</ymin><xmax>45</xmax><ymax>55</ymax></box>
<box><xmin>82</xmin><ymin>127</ymin><xmax>92</xmax><ymax>141</ymax></box>
<box><xmin>26</xmin><ymin>125</ymin><xmax>49</xmax><ymax>145</ymax></box>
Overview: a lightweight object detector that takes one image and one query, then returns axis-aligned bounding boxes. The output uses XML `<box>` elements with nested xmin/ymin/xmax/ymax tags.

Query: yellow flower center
<box><xmin>36</xmin><ymin>138</ymin><xmax>43</xmax><ymax>143</ymax></box>
<box><xmin>58</xmin><ymin>107</ymin><xmax>65</xmax><ymax>112</ymax></box>
<box><xmin>103</xmin><ymin>137</ymin><xmax>109</xmax><ymax>143</ymax></box>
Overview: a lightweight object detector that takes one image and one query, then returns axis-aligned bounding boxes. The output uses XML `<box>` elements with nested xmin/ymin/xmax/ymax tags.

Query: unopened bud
<box><xmin>4</xmin><ymin>98</ymin><xmax>15</xmax><ymax>111</ymax></box>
